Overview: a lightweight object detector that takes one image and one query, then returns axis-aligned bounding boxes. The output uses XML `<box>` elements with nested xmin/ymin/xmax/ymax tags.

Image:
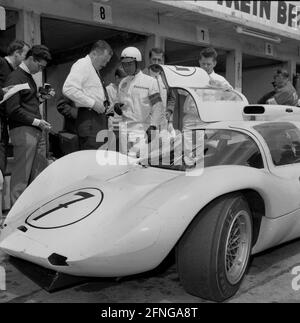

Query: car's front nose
<box><xmin>0</xmin><ymin>166</ymin><xmax>180</xmax><ymax>276</ymax></box>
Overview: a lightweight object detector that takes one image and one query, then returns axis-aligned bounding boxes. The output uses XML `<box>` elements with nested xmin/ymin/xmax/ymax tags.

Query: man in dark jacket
<box><xmin>56</xmin><ymin>95</ymin><xmax>79</xmax><ymax>155</ymax></box>
<box><xmin>5</xmin><ymin>45</ymin><xmax>52</xmax><ymax>205</ymax></box>
<box><xmin>0</xmin><ymin>40</ymin><xmax>29</xmax><ymax>86</ymax></box>
<box><xmin>0</xmin><ymin>40</ymin><xmax>29</xmax><ymax>176</ymax></box>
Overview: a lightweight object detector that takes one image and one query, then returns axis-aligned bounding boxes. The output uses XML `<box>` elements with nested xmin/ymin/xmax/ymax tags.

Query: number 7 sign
<box><xmin>196</xmin><ymin>26</ymin><xmax>210</xmax><ymax>44</ymax></box>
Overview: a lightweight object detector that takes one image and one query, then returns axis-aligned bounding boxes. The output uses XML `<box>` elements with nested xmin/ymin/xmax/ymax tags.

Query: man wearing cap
<box><xmin>267</xmin><ymin>69</ymin><xmax>298</xmax><ymax>106</ymax></box>
<box><xmin>115</xmin><ymin>46</ymin><xmax>164</xmax><ymax>155</ymax></box>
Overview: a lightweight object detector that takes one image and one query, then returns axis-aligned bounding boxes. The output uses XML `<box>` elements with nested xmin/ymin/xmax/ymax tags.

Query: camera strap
<box><xmin>95</xmin><ymin>69</ymin><xmax>110</xmax><ymax>107</ymax></box>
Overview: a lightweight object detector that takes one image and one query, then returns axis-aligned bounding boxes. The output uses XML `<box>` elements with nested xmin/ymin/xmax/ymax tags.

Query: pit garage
<box><xmin>295</xmin><ymin>64</ymin><xmax>300</xmax><ymax>97</ymax></box>
<box><xmin>0</xmin><ymin>9</ymin><xmax>18</xmax><ymax>55</ymax></box>
<box><xmin>242</xmin><ymin>54</ymin><xmax>284</xmax><ymax>104</ymax></box>
<box><xmin>41</xmin><ymin>17</ymin><xmax>148</xmax><ymax>133</ymax></box>
<box><xmin>165</xmin><ymin>39</ymin><xmax>287</xmax><ymax>104</ymax></box>
<box><xmin>165</xmin><ymin>39</ymin><xmax>227</xmax><ymax>76</ymax></box>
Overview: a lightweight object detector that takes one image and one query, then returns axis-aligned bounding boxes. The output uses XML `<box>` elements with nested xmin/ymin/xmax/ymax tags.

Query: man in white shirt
<box><xmin>115</xmin><ymin>47</ymin><xmax>164</xmax><ymax>155</ymax></box>
<box><xmin>63</xmin><ymin>40</ymin><xmax>113</xmax><ymax>150</ymax></box>
<box><xmin>199</xmin><ymin>47</ymin><xmax>233</xmax><ymax>90</ymax></box>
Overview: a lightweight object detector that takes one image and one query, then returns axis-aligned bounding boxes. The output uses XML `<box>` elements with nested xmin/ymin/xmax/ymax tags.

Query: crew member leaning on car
<box><xmin>267</xmin><ymin>69</ymin><xmax>298</xmax><ymax>106</ymax></box>
<box><xmin>5</xmin><ymin>45</ymin><xmax>52</xmax><ymax>205</ymax></box>
<box><xmin>114</xmin><ymin>47</ymin><xmax>164</xmax><ymax>155</ymax></box>
<box><xmin>199</xmin><ymin>47</ymin><xmax>233</xmax><ymax>90</ymax></box>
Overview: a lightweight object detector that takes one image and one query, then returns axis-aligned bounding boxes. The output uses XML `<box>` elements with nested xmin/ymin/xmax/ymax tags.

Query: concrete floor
<box><xmin>1</xmin><ymin>237</ymin><xmax>300</xmax><ymax>303</ymax></box>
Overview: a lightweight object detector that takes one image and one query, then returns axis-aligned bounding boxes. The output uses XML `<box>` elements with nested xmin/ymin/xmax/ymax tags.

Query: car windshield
<box><xmin>168</xmin><ymin>87</ymin><xmax>244</xmax><ymax>132</ymax></box>
<box><xmin>192</xmin><ymin>88</ymin><xmax>245</xmax><ymax>102</ymax></box>
<box><xmin>139</xmin><ymin>129</ymin><xmax>263</xmax><ymax>171</ymax></box>
<box><xmin>254</xmin><ymin>122</ymin><xmax>300</xmax><ymax>166</ymax></box>
<box><xmin>123</xmin><ymin>87</ymin><xmax>250</xmax><ymax>170</ymax></box>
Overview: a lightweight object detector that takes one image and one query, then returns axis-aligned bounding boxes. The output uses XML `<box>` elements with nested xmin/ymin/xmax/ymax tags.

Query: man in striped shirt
<box><xmin>267</xmin><ymin>69</ymin><xmax>298</xmax><ymax>106</ymax></box>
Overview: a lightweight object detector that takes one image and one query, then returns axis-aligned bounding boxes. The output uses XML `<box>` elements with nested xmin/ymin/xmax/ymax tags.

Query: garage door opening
<box><xmin>0</xmin><ymin>9</ymin><xmax>18</xmax><ymax>55</ymax></box>
<box><xmin>41</xmin><ymin>17</ymin><xmax>147</xmax><ymax>133</ymax></box>
<box><xmin>242</xmin><ymin>54</ymin><xmax>283</xmax><ymax>104</ymax></box>
<box><xmin>165</xmin><ymin>39</ymin><xmax>227</xmax><ymax>76</ymax></box>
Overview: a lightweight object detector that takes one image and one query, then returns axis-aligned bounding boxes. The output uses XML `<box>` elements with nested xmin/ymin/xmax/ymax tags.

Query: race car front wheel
<box><xmin>177</xmin><ymin>193</ymin><xmax>252</xmax><ymax>302</ymax></box>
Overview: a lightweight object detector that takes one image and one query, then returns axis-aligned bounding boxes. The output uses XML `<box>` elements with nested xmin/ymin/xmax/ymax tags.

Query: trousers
<box><xmin>10</xmin><ymin>126</ymin><xmax>47</xmax><ymax>205</ymax></box>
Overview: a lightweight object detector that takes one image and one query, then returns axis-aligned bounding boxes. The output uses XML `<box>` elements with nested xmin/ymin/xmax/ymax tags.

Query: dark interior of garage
<box><xmin>41</xmin><ymin>17</ymin><xmax>147</xmax><ymax>78</ymax></box>
<box><xmin>165</xmin><ymin>39</ymin><xmax>227</xmax><ymax>74</ymax></box>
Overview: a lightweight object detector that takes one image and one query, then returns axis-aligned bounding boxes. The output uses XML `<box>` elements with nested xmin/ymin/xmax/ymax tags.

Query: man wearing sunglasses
<box><xmin>5</xmin><ymin>45</ymin><xmax>52</xmax><ymax>205</ymax></box>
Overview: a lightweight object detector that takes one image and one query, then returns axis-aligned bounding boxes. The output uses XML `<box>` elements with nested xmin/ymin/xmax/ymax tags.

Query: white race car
<box><xmin>1</xmin><ymin>65</ymin><xmax>300</xmax><ymax>302</ymax></box>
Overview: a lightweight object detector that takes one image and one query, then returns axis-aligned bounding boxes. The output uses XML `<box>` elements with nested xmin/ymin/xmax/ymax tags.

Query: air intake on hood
<box><xmin>48</xmin><ymin>253</ymin><xmax>69</xmax><ymax>266</ymax></box>
<box><xmin>18</xmin><ymin>225</ymin><xmax>28</xmax><ymax>232</ymax></box>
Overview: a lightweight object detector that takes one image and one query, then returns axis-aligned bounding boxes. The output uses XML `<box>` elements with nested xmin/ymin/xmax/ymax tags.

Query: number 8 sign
<box><xmin>93</xmin><ymin>2</ymin><xmax>113</xmax><ymax>25</ymax></box>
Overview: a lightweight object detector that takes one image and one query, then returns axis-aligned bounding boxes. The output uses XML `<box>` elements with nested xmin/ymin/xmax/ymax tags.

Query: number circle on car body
<box><xmin>166</xmin><ymin>66</ymin><xmax>197</xmax><ymax>77</ymax></box>
<box><xmin>25</xmin><ymin>188</ymin><xmax>103</xmax><ymax>229</ymax></box>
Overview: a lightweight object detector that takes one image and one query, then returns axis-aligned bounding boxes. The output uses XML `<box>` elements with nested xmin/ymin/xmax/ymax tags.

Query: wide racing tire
<box><xmin>177</xmin><ymin>193</ymin><xmax>253</xmax><ymax>302</ymax></box>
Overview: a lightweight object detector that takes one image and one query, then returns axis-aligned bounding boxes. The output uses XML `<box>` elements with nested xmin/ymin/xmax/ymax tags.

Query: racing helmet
<box><xmin>121</xmin><ymin>47</ymin><xmax>142</xmax><ymax>62</ymax></box>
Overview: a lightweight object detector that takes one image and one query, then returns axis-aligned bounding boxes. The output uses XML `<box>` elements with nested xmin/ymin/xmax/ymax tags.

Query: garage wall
<box><xmin>296</xmin><ymin>65</ymin><xmax>300</xmax><ymax>97</ymax></box>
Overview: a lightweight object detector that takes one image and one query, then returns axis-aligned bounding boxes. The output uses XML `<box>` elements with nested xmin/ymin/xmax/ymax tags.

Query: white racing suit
<box><xmin>118</xmin><ymin>71</ymin><xmax>164</xmax><ymax>156</ymax></box>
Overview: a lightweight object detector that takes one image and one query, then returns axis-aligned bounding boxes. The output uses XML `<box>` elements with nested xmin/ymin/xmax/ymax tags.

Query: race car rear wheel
<box><xmin>176</xmin><ymin>193</ymin><xmax>252</xmax><ymax>302</ymax></box>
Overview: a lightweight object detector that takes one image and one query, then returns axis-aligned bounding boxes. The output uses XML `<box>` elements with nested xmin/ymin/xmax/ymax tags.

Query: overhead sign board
<box><xmin>157</xmin><ymin>1</ymin><xmax>300</xmax><ymax>39</ymax></box>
